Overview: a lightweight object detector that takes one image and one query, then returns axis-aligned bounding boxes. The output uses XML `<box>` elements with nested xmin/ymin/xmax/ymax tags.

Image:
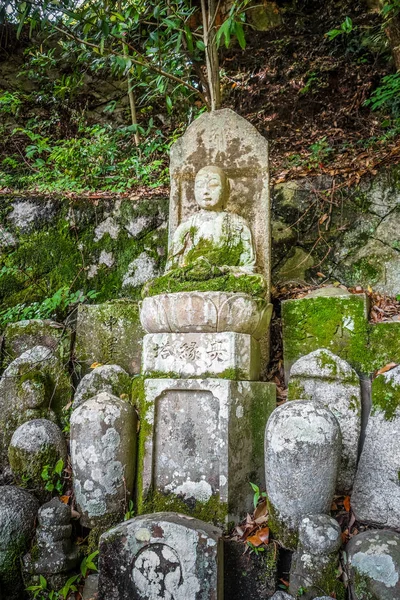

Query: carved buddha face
<box><xmin>194</xmin><ymin>166</ymin><xmax>229</xmax><ymax>211</ymax></box>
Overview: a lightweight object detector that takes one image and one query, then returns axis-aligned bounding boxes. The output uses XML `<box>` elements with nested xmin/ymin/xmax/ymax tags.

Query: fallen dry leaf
<box><xmin>343</xmin><ymin>496</ymin><xmax>351</xmax><ymax>512</ymax></box>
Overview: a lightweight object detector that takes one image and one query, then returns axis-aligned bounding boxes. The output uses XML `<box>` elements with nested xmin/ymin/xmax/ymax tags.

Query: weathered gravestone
<box><xmin>265</xmin><ymin>401</ymin><xmax>341</xmax><ymax>549</ymax></box>
<box><xmin>71</xmin><ymin>391</ymin><xmax>137</xmax><ymax>527</ymax></box>
<box><xmin>288</xmin><ymin>348</ymin><xmax>361</xmax><ymax>493</ymax></box>
<box><xmin>137</xmin><ymin>110</ymin><xmax>276</xmax><ymax>524</ymax></box>
<box><xmin>0</xmin><ymin>345</ymin><xmax>70</xmax><ymax>471</ymax></box>
<box><xmin>352</xmin><ymin>365</ymin><xmax>400</xmax><ymax>527</ymax></box>
<box><xmin>0</xmin><ymin>486</ymin><xmax>39</xmax><ymax>599</ymax></box>
<box><xmin>75</xmin><ymin>299</ymin><xmax>143</xmax><ymax>375</ymax></box>
<box><xmin>347</xmin><ymin>530</ymin><xmax>400</xmax><ymax>600</ymax></box>
<box><xmin>98</xmin><ymin>512</ymin><xmax>223</xmax><ymax>600</ymax></box>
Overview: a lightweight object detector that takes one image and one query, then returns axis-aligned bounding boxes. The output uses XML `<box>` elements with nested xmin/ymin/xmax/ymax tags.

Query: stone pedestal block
<box><xmin>265</xmin><ymin>401</ymin><xmax>341</xmax><ymax>549</ymax></box>
<box><xmin>71</xmin><ymin>391</ymin><xmax>137</xmax><ymax>528</ymax></box>
<box><xmin>143</xmin><ymin>332</ymin><xmax>260</xmax><ymax>380</ymax></box>
<box><xmin>140</xmin><ymin>292</ymin><xmax>272</xmax><ymax>339</ymax></box>
<box><xmin>98</xmin><ymin>512</ymin><xmax>223</xmax><ymax>600</ymax></box>
<box><xmin>136</xmin><ymin>378</ymin><xmax>276</xmax><ymax>523</ymax></box>
<box><xmin>75</xmin><ymin>300</ymin><xmax>144</xmax><ymax>375</ymax></box>
<box><xmin>288</xmin><ymin>349</ymin><xmax>361</xmax><ymax>493</ymax></box>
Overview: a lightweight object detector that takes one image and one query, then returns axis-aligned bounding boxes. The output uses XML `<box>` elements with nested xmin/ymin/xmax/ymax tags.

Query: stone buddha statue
<box><xmin>166</xmin><ymin>166</ymin><xmax>256</xmax><ymax>274</ymax></box>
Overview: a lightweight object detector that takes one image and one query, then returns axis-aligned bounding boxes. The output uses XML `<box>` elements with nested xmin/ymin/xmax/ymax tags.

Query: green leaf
<box><xmin>54</xmin><ymin>459</ymin><xmax>64</xmax><ymax>476</ymax></box>
<box><xmin>216</xmin><ymin>20</ymin><xmax>231</xmax><ymax>49</ymax></box>
<box><xmin>166</xmin><ymin>95</ymin><xmax>173</xmax><ymax>113</ymax></box>
<box><xmin>234</xmin><ymin>22</ymin><xmax>246</xmax><ymax>49</ymax></box>
<box><xmin>39</xmin><ymin>575</ymin><xmax>47</xmax><ymax>589</ymax></box>
<box><xmin>184</xmin><ymin>25</ymin><xmax>194</xmax><ymax>53</ymax></box>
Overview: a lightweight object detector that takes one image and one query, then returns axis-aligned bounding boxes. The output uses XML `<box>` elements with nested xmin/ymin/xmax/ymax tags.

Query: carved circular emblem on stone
<box><xmin>131</xmin><ymin>543</ymin><xmax>183</xmax><ymax>599</ymax></box>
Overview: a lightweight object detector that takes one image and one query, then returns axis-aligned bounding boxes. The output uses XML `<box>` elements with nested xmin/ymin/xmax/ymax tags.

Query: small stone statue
<box><xmin>166</xmin><ymin>165</ymin><xmax>256</xmax><ymax>273</ymax></box>
<box><xmin>23</xmin><ymin>498</ymin><xmax>79</xmax><ymax>588</ymax></box>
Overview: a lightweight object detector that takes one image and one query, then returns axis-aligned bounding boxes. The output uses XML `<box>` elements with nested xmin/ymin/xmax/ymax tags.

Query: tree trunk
<box><xmin>123</xmin><ymin>42</ymin><xmax>140</xmax><ymax>145</ymax></box>
<box><xmin>201</xmin><ymin>0</ymin><xmax>221</xmax><ymax>110</ymax></box>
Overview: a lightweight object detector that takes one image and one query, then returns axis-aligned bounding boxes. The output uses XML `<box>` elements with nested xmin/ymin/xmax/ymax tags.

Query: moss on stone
<box><xmin>282</xmin><ymin>294</ymin><xmax>370</xmax><ymax>375</ymax></box>
<box><xmin>86</xmin><ymin>513</ymin><xmax>122</xmax><ymax>556</ymax></box>
<box><xmin>371</xmin><ymin>372</ymin><xmax>400</xmax><ymax>421</ymax></box>
<box><xmin>142</xmin><ymin>264</ymin><xmax>267</xmax><ymax>299</ymax></box>
<box><xmin>143</xmin><ymin>368</ymin><xmax>249</xmax><ymax>380</ymax></box>
<box><xmin>142</xmin><ymin>489</ymin><xmax>228</xmax><ymax>527</ymax></box>
<box><xmin>8</xmin><ymin>443</ymin><xmax>60</xmax><ymax>490</ymax></box>
<box><xmin>287</xmin><ymin>380</ymin><xmax>308</xmax><ymax>400</ymax></box>
<box><xmin>267</xmin><ymin>498</ymin><xmax>298</xmax><ymax>550</ymax></box>
<box><xmin>131</xmin><ymin>375</ymin><xmax>151</xmax><ymax>515</ymax></box>
<box><xmin>313</xmin><ymin>560</ymin><xmax>346</xmax><ymax>600</ymax></box>
<box><xmin>353</xmin><ymin>570</ymin><xmax>379</xmax><ymax>600</ymax></box>
<box><xmin>368</xmin><ymin>322</ymin><xmax>400</xmax><ymax>372</ymax></box>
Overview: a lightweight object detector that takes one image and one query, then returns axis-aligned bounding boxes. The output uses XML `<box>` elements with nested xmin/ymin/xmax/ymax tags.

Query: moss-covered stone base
<box><xmin>282</xmin><ymin>292</ymin><xmax>400</xmax><ymax>379</ymax></box>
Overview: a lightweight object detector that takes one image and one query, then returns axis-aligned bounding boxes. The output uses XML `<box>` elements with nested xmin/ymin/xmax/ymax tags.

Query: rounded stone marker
<box><xmin>298</xmin><ymin>514</ymin><xmax>342</xmax><ymax>555</ymax></box>
<box><xmin>265</xmin><ymin>401</ymin><xmax>341</xmax><ymax>549</ymax></box>
<box><xmin>347</xmin><ymin>529</ymin><xmax>400</xmax><ymax>599</ymax></box>
<box><xmin>8</xmin><ymin>418</ymin><xmax>67</xmax><ymax>491</ymax></box>
<box><xmin>72</xmin><ymin>364</ymin><xmax>131</xmax><ymax>410</ymax></box>
<box><xmin>0</xmin><ymin>486</ymin><xmax>39</xmax><ymax>599</ymax></box>
<box><xmin>71</xmin><ymin>391</ymin><xmax>137</xmax><ymax>527</ymax></box>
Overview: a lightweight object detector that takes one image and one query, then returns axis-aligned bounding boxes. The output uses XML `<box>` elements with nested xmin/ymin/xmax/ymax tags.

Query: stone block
<box><xmin>265</xmin><ymin>401</ymin><xmax>341</xmax><ymax>549</ymax></box>
<box><xmin>347</xmin><ymin>530</ymin><xmax>400</xmax><ymax>599</ymax></box>
<box><xmin>289</xmin><ymin>514</ymin><xmax>344</xmax><ymax>600</ymax></box>
<box><xmin>288</xmin><ymin>349</ymin><xmax>361</xmax><ymax>493</ymax></box>
<box><xmin>0</xmin><ymin>486</ymin><xmax>39</xmax><ymax>599</ymax></box>
<box><xmin>70</xmin><ymin>391</ymin><xmax>137</xmax><ymax>528</ymax></box>
<box><xmin>352</xmin><ymin>365</ymin><xmax>400</xmax><ymax>527</ymax></box>
<box><xmin>98</xmin><ymin>512</ymin><xmax>223</xmax><ymax>600</ymax></box>
<box><xmin>282</xmin><ymin>288</ymin><xmax>369</xmax><ymax>379</ymax></box>
<box><xmin>142</xmin><ymin>332</ymin><xmax>260</xmax><ymax>380</ymax></box>
<box><xmin>75</xmin><ymin>300</ymin><xmax>144</xmax><ymax>375</ymax></box>
<box><xmin>3</xmin><ymin>319</ymin><xmax>71</xmax><ymax>368</ymax></box>
<box><xmin>72</xmin><ymin>364</ymin><xmax>131</xmax><ymax>410</ymax></box>
<box><xmin>136</xmin><ymin>378</ymin><xmax>276</xmax><ymax>523</ymax></box>
<box><xmin>0</xmin><ymin>345</ymin><xmax>71</xmax><ymax>470</ymax></box>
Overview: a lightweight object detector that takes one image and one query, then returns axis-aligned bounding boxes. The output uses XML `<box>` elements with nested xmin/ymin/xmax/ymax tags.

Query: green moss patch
<box><xmin>142</xmin><ymin>489</ymin><xmax>228</xmax><ymax>527</ymax></box>
<box><xmin>372</xmin><ymin>371</ymin><xmax>400</xmax><ymax>421</ymax></box>
<box><xmin>143</xmin><ymin>264</ymin><xmax>267</xmax><ymax>298</ymax></box>
<box><xmin>282</xmin><ymin>294</ymin><xmax>370</xmax><ymax>375</ymax></box>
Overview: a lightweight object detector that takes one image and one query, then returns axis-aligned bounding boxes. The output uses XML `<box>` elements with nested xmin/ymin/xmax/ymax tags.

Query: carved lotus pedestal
<box><xmin>138</xmin><ymin>291</ymin><xmax>275</xmax><ymax>524</ymax></box>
